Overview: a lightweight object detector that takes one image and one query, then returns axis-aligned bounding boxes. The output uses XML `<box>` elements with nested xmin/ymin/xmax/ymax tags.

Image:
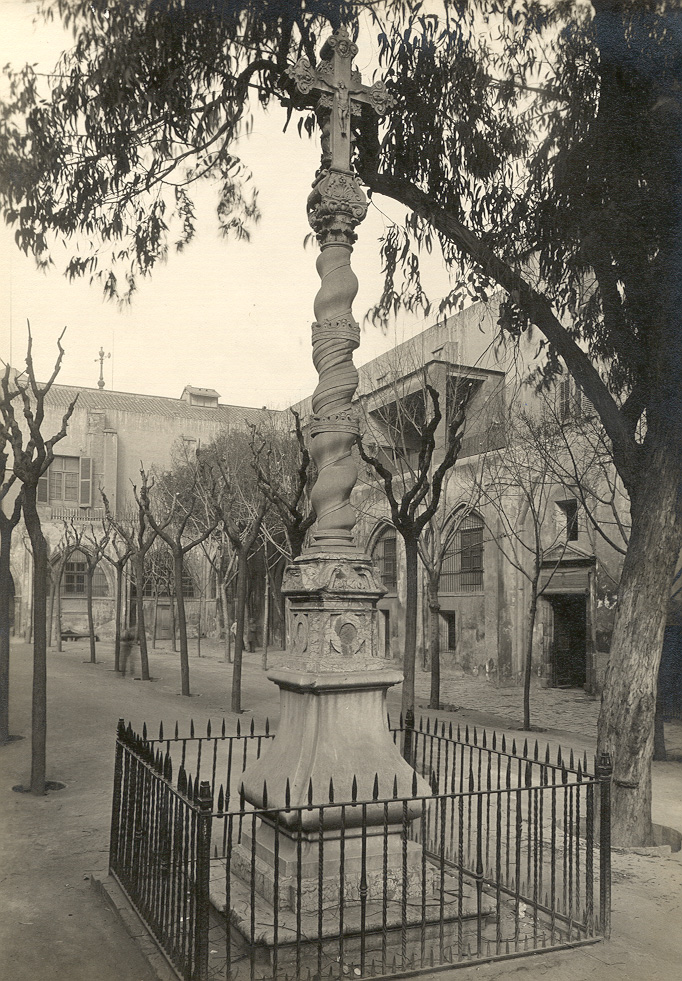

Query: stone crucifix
<box><xmin>286</xmin><ymin>27</ymin><xmax>394</xmax><ymax>551</ymax></box>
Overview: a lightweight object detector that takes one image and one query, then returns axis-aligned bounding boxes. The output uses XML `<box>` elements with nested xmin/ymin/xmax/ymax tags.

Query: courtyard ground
<box><xmin>1</xmin><ymin>638</ymin><xmax>681</xmax><ymax>981</ymax></box>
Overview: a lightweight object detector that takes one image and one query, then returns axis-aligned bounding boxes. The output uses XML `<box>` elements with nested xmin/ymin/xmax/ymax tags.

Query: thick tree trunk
<box><xmin>597</xmin><ymin>434</ymin><xmax>682</xmax><ymax>846</ymax></box>
<box><xmin>133</xmin><ymin>556</ymin><xmax>150</xmax><ymax>680</ymax></box>
<box><xmin>262</xmin><ymin>563</ymin><xmax>270</xmax><ymax>671</ymax></box>
<box><xmin>427</xmin><ymin>576</ymin><xmax>441</xmax><ymax>710</ymax></box>
<box><xmin>524</xmin><ymin>586</ymin><xmax>539</xmax><ymax>732</ymax></box>
<box><xmin>427</xmin><ymin>576</ymin><xmax>440</xmax><ymax>709</ymax></box>
<box><xmin>170</xmin><ymin>592</ymin><xmax>177</xmax><ymax>652</ymax></box>
<box><xmin>47</xmin><ymin>575</ymin><xmax>55</xmax><ymax>648</ymax></box>
<box><xmin>23</xmin><ymin>488</ymin><xmax>48</xmax><ymax>794</ymax></box>
<box><xmin>55</xmin><ymin>574</ymin><xmax>62</xmax><ymax>652</ymax></box>
<box><xmin>231</xmin><ymin>551</ymin><xmax>248</xmax><ymax>714</ymax></box>
<box><xmin>86</xmin><ymin>566</ymin><xmax>96</xmax><ymax>664</ymax></box>
<box><xmin>174</xmin><ymin>550</ymin><xmax>191</xmax><ymax>697</ymax></box>
<box><xmin>221</xmin><ymin>580</ymin><xmax>231</xmax><ymax>662</ymax></box>
<box><xmin>401</xmin><ymin>535</ymin><xmax>419</xmax><ymax>722</ymax></box>
<box><xmin>0</xmin><ymin>525</ymin><xmax>13</xmax><ymax>743</ymax></box>
<box><xmin>113</xmin><ymin>563</ymin><xmax>123</xmax><ymax>672</ymax></box>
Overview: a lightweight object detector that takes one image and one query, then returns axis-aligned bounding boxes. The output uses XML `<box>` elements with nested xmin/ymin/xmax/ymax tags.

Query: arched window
<box><xmin>60</xmin><ymin>549</ymin><xmax>109</xmax><ymax>597</ymax></box>
<box><xmin>441</xmin><ymin>513</ymin><xmax>484</xmax><ymax>593</ymax></box>
<box><xmin>371</xmin><ymin>526</ymin><xmax>397</xmax><ymax>592</ymax></box>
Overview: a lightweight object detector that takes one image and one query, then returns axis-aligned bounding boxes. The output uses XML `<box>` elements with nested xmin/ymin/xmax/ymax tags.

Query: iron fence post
<box><xmin>109</xmin><ymin>718</ymin><xmax>125</xmax><ymax>874</ymax></box>
<box><xmin>403</xmin><ymin>708</ymin><xmax>415</xmax><ymax>767</ymax></box>
<box><xmin>193</xmin><ymin>780</ymin><xmax>213</xmax><ymax>981</ymax></box>
<box><xmin>597</xmin><ymin>752</ymin><xmax>612</xmax><ymax>939</ymax></box>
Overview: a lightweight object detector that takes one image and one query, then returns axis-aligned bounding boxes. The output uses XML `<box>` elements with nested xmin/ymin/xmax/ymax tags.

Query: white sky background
<box><xmin>0</xmin><ymin>0</ymin><xmax>455</xmax><ymax>408</ymax></box>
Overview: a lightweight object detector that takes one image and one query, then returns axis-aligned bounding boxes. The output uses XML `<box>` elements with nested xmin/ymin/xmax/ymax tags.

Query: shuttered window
<box><xmin>79</xmin><ymin>457</ymin><xmax>93</xmax><ymax>506</ymax></box>
<box><xmin>49</xmin><ymin>456</ymin><xmax>79</xmax><ymax>503</ymax></box>
<box><xmin>371</xmin><ymin>527</ymin><xmax>397</xmax><ymax>592</ymax></box>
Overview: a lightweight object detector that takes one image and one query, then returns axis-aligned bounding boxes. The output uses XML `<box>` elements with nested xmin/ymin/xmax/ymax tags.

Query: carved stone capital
<box><xmin>307</xmin><ymin>169</ymin><xmax>368</xmax><ymax>242</ymax></box>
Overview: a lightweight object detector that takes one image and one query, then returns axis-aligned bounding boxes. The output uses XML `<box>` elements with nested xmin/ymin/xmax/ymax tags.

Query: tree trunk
<box><xmin>86</xmin><ymin>566</ymin><xmax>96</xmax><ymax>664</ymax></box>
<box><xmin>524</xmin><ymin>585</ymin><xmax>539</xmax><ymax>731</ymax></box>
<box><xmin>221</xmin><ymin>579</ymin><xmax>231</xmax><ymax>662</ymax></box>
<box><xmin>0</xmin><ymin>524</ymin><xmax>13</xmax><ymax>743</ymax></box>
<box><xmin>151</xmin><ymin>579</ymin><xmax>159</xmax><ymax>649</ymax></box>
<box><xmin>262</xmin><ymin>562</ymin><xmax>270</xmax><ymax>671</ymax></box>
<box><xmin>427</xmin><ymin>575</ymin><xmax>441</xmax><ymax>710</ymax></box>
<box><xmin>23</xmin><ymin>488</ymin><xmax>48</xmax><ymax>794</ymax></box>
<box><xmin>133</xmin><ymin>556</ymin><xmax>150</xmax><ymax>680</ymax></box>
<box><xmin>114</xmin><ymin>562</ymin><xmax>123</xmax><ymax>672</ymax></box>
<box><xmin>173</xmin><ymin>550</ymin><xmax>191</xmax><ymax>697</ymax></box>
<box><xmin>597</xmin><ymin>433</ymin><xmax>682</xmax><ymax>846</ymax></box>
<box><xmin>401</xmin><ymin>535</ymin><xmax>419</xmax><ymax>723</ymax></box>
<box><xmin>197</xmin><ymin>592</ymin><xmax>202</xmax><ymax>657</ymax></box>
<box><xmin>231</xmin><ymin>550</ymin><xmax>248</xmax><ymax>714</ymax></box>
<box><xmin>170</xmin><ymin>592</ymin><xmax>177</xmax><ymax>652</ymax></box>
<box><xmin>47</xmin><ymin>573</ymin><xmax>55</xmax><ymax>648</ymax></box>
<box><xmin>55</xmin><ymin>573</ymin><xmax>62</xmax><ymax>653</ymax></box>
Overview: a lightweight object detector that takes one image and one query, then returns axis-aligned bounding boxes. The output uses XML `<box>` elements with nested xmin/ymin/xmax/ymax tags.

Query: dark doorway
<box><xmin>549</xmin><ymin>594</ymin><xmax>587</xmax><ymax>687</ymax></box>
<box><xmin>442</xmin><ymin>612</ymin><xmax>456</xmax><ymax>651</ymax></box>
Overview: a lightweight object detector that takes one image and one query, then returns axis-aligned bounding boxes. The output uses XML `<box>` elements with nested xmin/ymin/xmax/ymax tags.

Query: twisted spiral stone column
<box><xmin>306</xmin><ymin>167</ymin><xmax>367</xmax><ymax>550</ymax></box>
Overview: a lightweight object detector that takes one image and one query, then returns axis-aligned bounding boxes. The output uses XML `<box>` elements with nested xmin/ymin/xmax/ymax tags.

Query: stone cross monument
<box><xmin>240</xmin><ymin>26</ymin><xmax>426</xmax><ymax>834</ymax></box>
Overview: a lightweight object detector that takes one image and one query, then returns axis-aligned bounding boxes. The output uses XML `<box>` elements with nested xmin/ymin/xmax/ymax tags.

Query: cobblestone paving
<box><xmin>265</xmin><ymin>646</ymin><xmax>600</xmax><ymax>742</ymax></box>
<box><xmin>413</xmin><ymin>665</ymin><xmax>600</xmax><ymax>741</ymax></box>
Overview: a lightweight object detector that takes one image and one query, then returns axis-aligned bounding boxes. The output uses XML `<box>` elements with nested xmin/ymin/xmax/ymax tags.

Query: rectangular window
<box><xmin>47</xmin><ymin>456</ymin><xmax>80</xmax><ymax>503</ymax></box>
<box><xmin>382</xmin><ymin>536</ymin><xmax>396</xmax><ymax>591</ymax></box>
<box><xmin>64</xmin><ymin>559</ymin><xmax>86</xmax><ymax>594</ymax></box>
<box><xmin>557</xmin><ymin>499</ymin><xmax>579</xmax><ymax>541</ymax></box>
<box><xmin>442</xmin><ymin>612</ymin><xmax>456</xmax><ymax>651</ymax></box>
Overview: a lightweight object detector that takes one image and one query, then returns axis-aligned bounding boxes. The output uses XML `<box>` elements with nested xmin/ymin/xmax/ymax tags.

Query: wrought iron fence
<box><xmin>109</xmin><ymin>716</ymin><xmax>612</xmax><ymax>981</ymax></box>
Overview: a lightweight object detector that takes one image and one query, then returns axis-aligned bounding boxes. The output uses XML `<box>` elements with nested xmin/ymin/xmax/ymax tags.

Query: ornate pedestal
<box><xmin>241</xmin><ymin>552</ymin><xmax>427</xmax><ymax>815</ymax></box>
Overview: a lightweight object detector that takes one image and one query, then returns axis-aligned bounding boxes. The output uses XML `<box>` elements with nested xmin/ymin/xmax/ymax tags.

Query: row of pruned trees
<box><xmin>0</xmin><ymin>335</ymin><xmax>315</xmax><ymax>792</ymax></box>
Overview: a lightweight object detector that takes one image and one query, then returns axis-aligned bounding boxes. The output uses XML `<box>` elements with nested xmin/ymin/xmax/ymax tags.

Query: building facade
<box><xmin>5</xmin><ymin>298</ymin><xmax>636</xmax><ymax>693</ymax></box>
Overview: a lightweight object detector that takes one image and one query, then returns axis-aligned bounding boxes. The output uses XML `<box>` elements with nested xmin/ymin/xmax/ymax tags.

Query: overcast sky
<box><xmin>0</xmin><ymin>0</ymin><xmax>453</xmax><ymax>408</ymax></box>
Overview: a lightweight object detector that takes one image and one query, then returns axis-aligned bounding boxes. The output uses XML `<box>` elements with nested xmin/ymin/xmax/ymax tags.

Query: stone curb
<box><xmin>90</xmin><ymin>875</ymin><xmax>180</xmax><ymax>981</ymax></box>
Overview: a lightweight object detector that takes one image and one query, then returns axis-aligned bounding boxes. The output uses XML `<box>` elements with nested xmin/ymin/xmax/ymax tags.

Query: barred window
<box><xmin>441</xmin><ymin>514</ymin><xmax>484</xmax><ymax>593</ymax></box>
<box><xmin>371</xmin><ymin>526</ymin><xmax>397</xmax><ymax>592</ymax></box>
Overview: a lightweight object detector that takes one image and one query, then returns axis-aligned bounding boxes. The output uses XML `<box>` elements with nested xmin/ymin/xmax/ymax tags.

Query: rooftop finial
<box><xmin>95</xmin><ymin>346</ymin><xmax>111</xmax><ymax>389</ymax></box>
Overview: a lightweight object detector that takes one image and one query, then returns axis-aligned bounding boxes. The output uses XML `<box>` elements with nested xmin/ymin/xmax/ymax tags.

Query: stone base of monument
<box><xmin>228</xmin><ymin>819</ymin><xmax>445</xmax><ymax>914</ymax></box>
<box><xmin>209</xmin><ymin>822</ymin><xmax>493</xmax><ymax>972</ymax></box>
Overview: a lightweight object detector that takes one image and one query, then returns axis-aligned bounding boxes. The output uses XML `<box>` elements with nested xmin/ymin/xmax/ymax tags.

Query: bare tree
<box><xmin>0</xmin><ymin>331</ymin><xmax>77</xmax><ymax>793</ymax></box>
<box><xmin>66</xmin><ymin>520</ymin><xmax>111</xmax><ymax>664</ymax></box>
<box><xmin>417</xmin><ymin>480</ymin><xmax>482</xmax><ymax>710</ymax></box>
<box><xmin>199</xmin><ymin>435</ymin><xmax>268</xmax><ymax>713</ymax></box>
<box><xmin>138</xmin><ymin>464</ymin><xmax>217</xmax><ymax>697</ymax></box>
<box><xmin>0</xmin><ymin>427</ymin><xmax>22</xmax><ymax>745</ymax></box>
<box><xmin>101</xmin><ymin>476</ymin><xmax>157</xmax><ymax>681</ymax></box>
<box><xmin>357</xmin><ymin>374</ymin><xmax>472</xmax><ymax>730</ymax></box>
<box><xmin>474</xmin><ymin>401</ymin><xmax>572</xmax><ymax>731</ymax></box>
<box><xmin>99</xmin><ymin>518</ymin><xmax>133</xmax><ymax>673</ymax></box>
<box><xmin>250</xmin><ymin>410</ymin><xmax>315</xmax><ymax>561</ymax></box>
<box><xmin>47</xmin><ymin>522</ymin><xmax>75</xmax><ymax>652</ymax></box>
